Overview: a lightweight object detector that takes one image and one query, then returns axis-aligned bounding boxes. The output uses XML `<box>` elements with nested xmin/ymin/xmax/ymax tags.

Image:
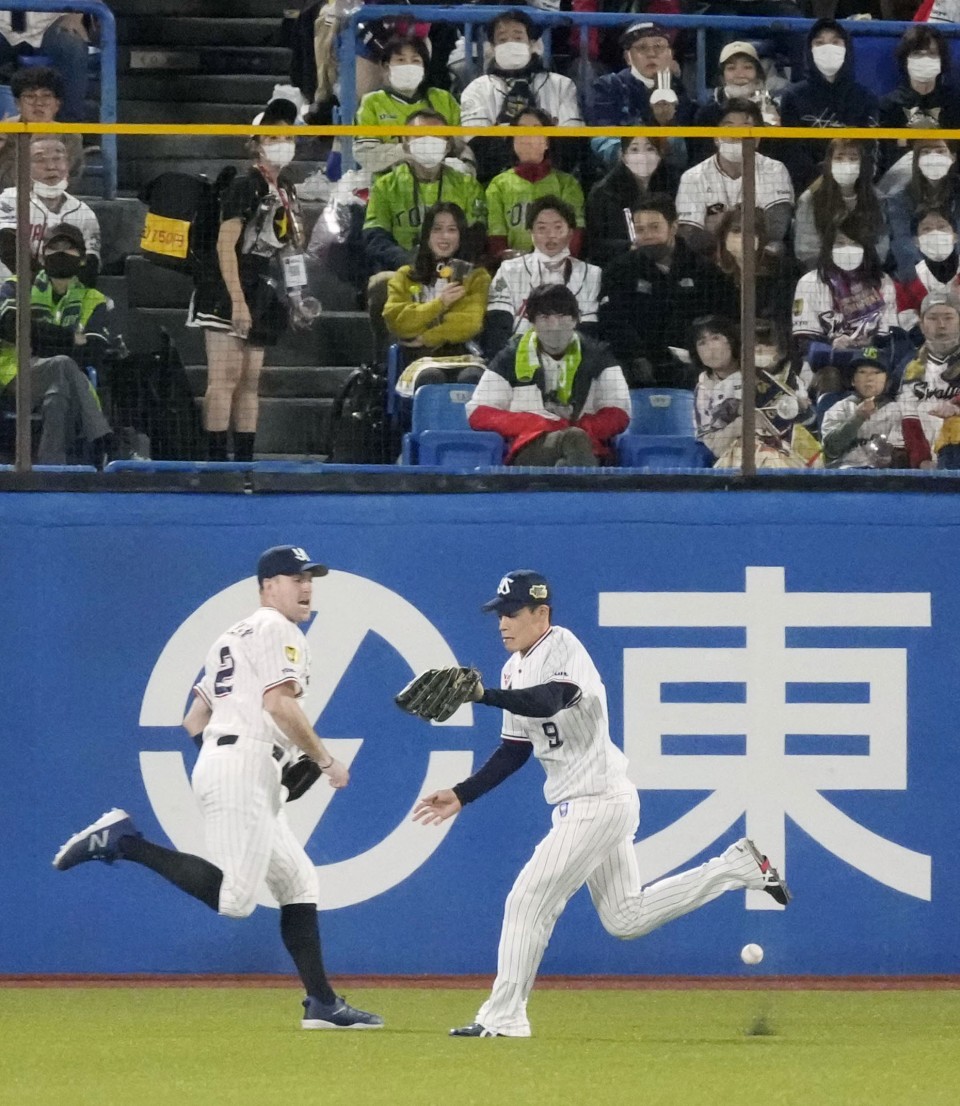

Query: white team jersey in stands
<box><xmin>194</xmin><ymin>605</ymin><xmax>309</xmax><ymax>751</ymax></box>
<box><xmin>499</xmin><ymin>625</ymin><xmax>630</xmax><ymax>805</ymax></box>
<box><xmin>676</xmin><ymin>153</ymin><xmax>794</xmax><ymax>229</ymax></box>
<box><xmin>0</xmin><ymin>188</ymin><xmax>101</xmax><ymax>277</ymax></box>
<box><xmin>460</xmin><ymin>71</ymin><xmax>583</xmax><ymax>130</ymax></box>
<box><xmin>487</xmin><ymin>253</ymin><xmax>601</xmax><ymax>335</ymax></box>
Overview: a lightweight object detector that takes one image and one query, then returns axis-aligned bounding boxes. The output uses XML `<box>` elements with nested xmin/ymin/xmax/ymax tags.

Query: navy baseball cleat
<box><xmin>52</xmin><ymin>809</ymin><xmax>141</xmax><ymax>871</ymax></box>
<box><xmin>449</xmin><ymin>1022</ymin><xmax>502</xmax><ymax>1037</ymax></box>
<box><xmin>742</xmin><ymin>838</ymin><xmax>792</xmax><ymax>906</ymax></box>
<box><xmin>301</xmin><ymin>995</ymin><xmax>384</xmax><ymax>1029</ymax></box>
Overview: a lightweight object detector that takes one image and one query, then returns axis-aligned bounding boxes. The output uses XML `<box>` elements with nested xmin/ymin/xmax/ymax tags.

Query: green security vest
<box><xmin>0</xmin><ymin>273</ymin><xmax>107</xmax><ymax>389</ymax></box>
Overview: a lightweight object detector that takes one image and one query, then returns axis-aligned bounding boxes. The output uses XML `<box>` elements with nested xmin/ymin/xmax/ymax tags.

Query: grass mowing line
<box><xmin>1</xmin><ymin>988</ymin><xmax>958</xmax><ymax>1106</ymax></box>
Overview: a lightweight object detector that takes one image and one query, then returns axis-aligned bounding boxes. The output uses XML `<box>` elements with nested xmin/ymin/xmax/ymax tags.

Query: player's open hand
<box><xmin>413</xmin><ymin>789</ymin><xmax>462</xmax><ymax>825</ymax></box>
<box><xmin>322</xmin><ymin>758</ymin><xmax>349</xmax><ymax>789</ymax></box>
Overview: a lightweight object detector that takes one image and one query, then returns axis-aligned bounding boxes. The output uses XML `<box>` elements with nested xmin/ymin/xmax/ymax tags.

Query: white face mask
<box><xmin>717</xmin><ymin>139</ymin><xmax>743</xmax><ymax>164</ymax></box>
<box><xmin>261</xmin><ymin>139</ymin><xmax>296</xmax><ymax>168</ymax></box>
<box><xmin>535</xmin><ymin>316</ymin><xmax>577</xmax><ymax>354</ymax></box>
<box><xmin>754</xmin><ymin>350</ymin><xmax>779</xmax><ymax>369</ymax></box>
<box><xmin>830</xmin><ymin>160</ymin><xmax>860</xmax><ymax>187</ymax></box>
<box><xmin>494</xmin><ymin>41</ymin><xmax>531</xmax><ymax>71</ymax></box>
<box><xmin>919</xmin><ymin>152</ymin><xmax>953</xmax><ymax>182</ymax></box>
<box><xmin>832</xmin><ymin>244</ymin><xmax>864</xmax><ymax>271</ymax></box>
<box><xmin>918</xmin><ymin>229</ymin><xmax>956</xmax><ymax>261</ymax></box>
<box><xmin>907</xmin><ymin>55</ymin><xmax>941</xmax><ymax>83</ymax></box>
<box><xmin>33</xmin><ymin>178</ymin><xmax>68</xmax><ymax>199</ymax></box>
<box><xmin>811</xmin><ymin>42</ymin><xmax>846</xmax><ymax>77</ymax></box>
<box><xmin>723</xmin><ymin>82</ymin><xmax>756</xmax><ymax>100</ymax></box>
<box><xmin>532</xmin><ymin>246</ymin><xmax>571</xmax><ymax>266</ymax></box>
<box><xmin>389</xmin><ymin>63</ymin><xmax>425</xmax><ymax>94</ymax></box>
<box><xmin>623</xmin><ymin>148</ymin><xmax>661</xmax><ymax>178</ymax></box>
<box><xmin>407</xmin><ymin>135</ymin><xmax>447</xmax><ymax>169</ymax></box>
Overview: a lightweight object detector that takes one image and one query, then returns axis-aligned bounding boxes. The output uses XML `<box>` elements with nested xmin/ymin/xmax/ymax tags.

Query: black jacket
<box><xmin>598</xmin><ymin>239</ymin><xmax>737</xmax><ymax>387</ymax></box>
<box><xmin>779</xmin><ymin>20</ymin><xmax>879</xmax><ymax>192</ymax></box>
<box><xmin>584</xmin><ymin>159</ymin><xmax>681</xmax><ymax>268</ymax></box>
<box><xmin>878</xmin><ymin>79</ymin><xmax>960</xmax><ymax>173</ymax></box>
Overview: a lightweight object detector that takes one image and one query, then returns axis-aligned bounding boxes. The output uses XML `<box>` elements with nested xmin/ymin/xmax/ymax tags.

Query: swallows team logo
<box><xmin>139</xmin><ymin>571</ymin><xmax>474</xmax><ymax>910</ymax></box>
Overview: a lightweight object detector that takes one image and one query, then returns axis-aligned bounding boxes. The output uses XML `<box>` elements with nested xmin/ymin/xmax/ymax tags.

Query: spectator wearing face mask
<box><xmin>778</xmin><ymin>20</ymin><xmax>879</xmax><ymax>193</ymax></box>
<box><xmin>878</xmin><ymin>27</ymin><xmax>960</xmax><ymax>177</ymax></box>
<box><xmin>886</xmin><ymin>139</ymin><xmax>960</xmax><ymax>283</ymax></box>
<box><xmin>675</xmin><ymin>99</ymin><xmax>794</xmax><ymax>258</ymax></box>
<box><xmin>690</xmin><ymin>314</ymin><xmax>742</xmax><ymax>464</ymax></box>
<box><xmin>794</xmin><ymin>139</ymin><xmax>889</xmax><ymax>271</ymax></box>
<box><xmin>0</xmin><ymin>134</ymin><xmax>99</xmax><ymax>284</ymax></box>
<box><xmin>894</xmin><ymin>208</ymin><xmax>960</xmax><ymax>334</ymax></box>
<box><xmin>467</xmin><ymin>282</ymin><xmax>630</xmax><ymax>467</ymax></box>
<box><xmin>0</xmin><ymin>222</ymin><xmax>113</xmax><ymax>466</ymax></box>
<box><xmin>460</xmin><ymin>9</ymin><xmax>583</xmax><ymax>184</ymax></box>
<box><xmin>485</xmin><ymin>108</ymin><xmax>584</xmax><ymax>263</ymax></box>
<box><xmin>584</xmin><ymin>137</ymin><xmax>680</xmax><ymax>267</ymax></box>
<box><xmin>792</xmin><ymin>219</ymin><xmax>898</xmax><ymax>359</ymax></box>
<box><xmin>598</xmin><ymin>193</ymin><xmax>737</xmax><ymax>389</ymax></box>
<box><xmin>187</xmin><ymin>99</ymin><xmax>306</xmax><ymax>462</ymax></box>
<box><xmin>0</xmin><ymin>67</ymin><xmax>83</xmax><ymax>191</ymax></box>
<box><xmin>354</xmin><ymin>36</ymin><xmax>466</xmax><ymax>177</ymax></box>
<box><xmin>363</xmin><ymin>109</ymin><xmax>487</xmax><ymax>278</ymax></box>
<box><xmin>589</xmin><ymin>23</ymin><xmax>691</xmax><ymax>173</ymax></box>
<box><xmin>482</xmin><ymin>196</ymin><xmax>599</xmax><ymax>359</ymax></box>
<box><xmin>690</xmin><ymin>42</ymin><xmax>780</xmax><ymax>169</ymax></box>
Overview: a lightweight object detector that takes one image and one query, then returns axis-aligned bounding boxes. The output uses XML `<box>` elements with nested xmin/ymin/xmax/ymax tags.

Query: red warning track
<box><xmin>3</xmin><ymin>974</ymin><xmax>960</xmax><ymax>990</ymax></box>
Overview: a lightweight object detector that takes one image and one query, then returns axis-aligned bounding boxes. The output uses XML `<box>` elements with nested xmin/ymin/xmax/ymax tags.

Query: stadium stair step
<box><xmin>108</xmin><ymin>0</ymin><xmax>286</xmax><ymax>17</ymax></box>
<box><xmin>120</xmin><ymin>101</ymin><xmax>266</xmax><ymax>126</ymax></box>
<box><xmin>119</xmin><ymin>74</ymin><xmax>281</xmax><ymax>105</ymax></box>
<box><xmin>184</xmin><ymin>364</ymin><xmax>355</xmax><ymax>399</ymax></box>
<box><xmin>117</xmin><ymin>16</ymin><xmax>285</xmax><ymax>49</ymax></box>
<box><xmin>121</xmin><ymin>46</ymin><xmax>293</xmax><ymax>78</ymax></box>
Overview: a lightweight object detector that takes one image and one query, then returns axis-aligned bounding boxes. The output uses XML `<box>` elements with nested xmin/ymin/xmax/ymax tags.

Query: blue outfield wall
<box><xmin>3</xmin><ymin>489</ymin><xmax>958</xmax><ymax>977</ymax></box>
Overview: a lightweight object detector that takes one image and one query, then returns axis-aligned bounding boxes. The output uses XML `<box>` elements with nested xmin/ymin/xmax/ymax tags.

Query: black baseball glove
<box><xmin>281</xmin><ymin>755</ymin><xmax>322</xmax><ymax>801</ymax></box>
<box><xmin>395</xmin><ymin>666</ymin><xmax>482</xmax><ymax>723</ymax></box>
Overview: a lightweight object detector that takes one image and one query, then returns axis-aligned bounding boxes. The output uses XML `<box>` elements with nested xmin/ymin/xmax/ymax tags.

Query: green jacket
<box><xmin>0</xmin><ymin>272</ymin><xmax>109</xmax><ymax>388</ymax></box>
<box><xmin>485</xmin><ymin>167</ymin><xmax>585</xmax><ymax>252</ymax></box>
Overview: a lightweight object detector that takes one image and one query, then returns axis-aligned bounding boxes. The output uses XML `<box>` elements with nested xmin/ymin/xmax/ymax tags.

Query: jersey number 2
<box><xmin>543</xmin><ymin>721</ymin><xmax>563</xmax><ymax>750</ymax></box>
<box><xmin>213</xmin><ymin>646</ymin><xmax>234</xmax><ymax>697</ymax></box>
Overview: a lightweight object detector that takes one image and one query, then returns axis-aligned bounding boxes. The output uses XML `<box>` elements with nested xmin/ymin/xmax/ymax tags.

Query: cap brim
<box><xmin>481</xmin><ymin>597</ymin><xmax>525</xmax><ymax>614</ymax></box>
<box><xmin>304</xmin><ymin>563</ymin><xmax>328</xmax><ymax>577</ymax></box>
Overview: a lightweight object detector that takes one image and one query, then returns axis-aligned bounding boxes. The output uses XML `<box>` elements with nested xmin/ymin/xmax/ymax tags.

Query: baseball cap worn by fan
<box><xmin>719</xmin><ymin>41</ymin><xmax>760</xmax><ymax>66</ymax></box>
<box><xmin>43</xmin><ymin>222</ymin><xmax>85</xmax><ymax>253</ymax></box>
<box><xmin>482</xmin><ymin>571</ymin><xmax>551</xmax><ymax>615</ymax></box>
<box><xmin>920</xmin><ymin>290</ymin><xmax>960</xmax><ymax>317</ymax></box>
<box><xmin>257</xmin><ymin>545</ymin><xmax>328</xmax><ymax>584</ymax></box>
<box><xmin>252</xmin><ymin>98</ymin><xmax>300</xmax><ymax>127</ymax></box>
<box><xmin>619</xmin><ymin>22</ymin><xmax>672</xmax><ymax>49</ymax></box>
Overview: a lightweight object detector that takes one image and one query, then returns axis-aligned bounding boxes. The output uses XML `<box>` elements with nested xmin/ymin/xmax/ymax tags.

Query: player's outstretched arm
<box><xmin>263</xmin><ymin>683</ymin><xmax>349</xmax><ymax>789</ymax></box>
<box><xmin>413</xmin><ymin>790</ymin><xmax>462</xmax><ymax>825</ymax></box>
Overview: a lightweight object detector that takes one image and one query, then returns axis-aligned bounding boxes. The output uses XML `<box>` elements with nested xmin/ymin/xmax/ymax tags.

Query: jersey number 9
<box><xmin>543</xmin><ymin>721</ymin><xmax>563</xmax><ymax>750</ymax></box>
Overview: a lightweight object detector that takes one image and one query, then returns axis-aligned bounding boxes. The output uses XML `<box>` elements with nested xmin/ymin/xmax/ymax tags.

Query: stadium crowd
<box><xmin>6</xmin><ymin>7</ymin><xmax>960</xmax><ymax>470</ymax></box>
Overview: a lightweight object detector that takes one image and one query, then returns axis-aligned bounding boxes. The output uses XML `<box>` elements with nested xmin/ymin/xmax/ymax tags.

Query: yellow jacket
<box><xmin>383</xmin><ymin>265</ymin><xmax>491</xmax><ymax>348</ymax></box>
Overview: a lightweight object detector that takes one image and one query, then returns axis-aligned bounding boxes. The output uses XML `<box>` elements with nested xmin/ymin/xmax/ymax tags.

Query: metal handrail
<box><xmin>1</xmin><ymin>0</ymin><xmax>116</xmax><ymax>198</ymax></box>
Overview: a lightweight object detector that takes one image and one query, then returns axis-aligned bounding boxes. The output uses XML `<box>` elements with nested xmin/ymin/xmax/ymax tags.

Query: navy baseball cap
<box><xmin>257</xmin><ymin>545</ymin><xmax>328</xmax><ymax>584</ymax></box>
<box><xmin>482</xmin><ymin>570</ymin><xmax>551</xmax><ymax>615</ymax></box>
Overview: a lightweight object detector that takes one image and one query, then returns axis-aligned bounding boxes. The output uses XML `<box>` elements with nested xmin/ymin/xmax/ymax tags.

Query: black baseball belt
<box><xmin>216</xmin><ymin>733</ymin><xmax>285</xmax><ymax>762</ymax></box>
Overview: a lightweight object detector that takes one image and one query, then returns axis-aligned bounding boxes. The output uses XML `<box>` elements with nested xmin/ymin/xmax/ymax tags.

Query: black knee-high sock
<box><xmin>233</xmin><ymin>432</ymin><xmax>256</xmax><ymax>462</ymax></box>
<box><xmin>280</xmin><ymin>904</ymin><xmax>336</xmax><ymax>1003</ymax></box>
<box><xmin>207</xmin><ymin>430</ymin><xmax>229</xmax><ymax>461</ymax></box>
<box><xmin>119</xmin><ymin>837</ymin><xmax>222</xmax><ymax>911</ymax></box>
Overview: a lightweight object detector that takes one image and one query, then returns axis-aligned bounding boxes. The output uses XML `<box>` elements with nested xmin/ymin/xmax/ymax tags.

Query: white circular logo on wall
<box><xmin>139</xmin><ymin>571</ymin><xmax>473</xmax><ymax>910</ymax></box>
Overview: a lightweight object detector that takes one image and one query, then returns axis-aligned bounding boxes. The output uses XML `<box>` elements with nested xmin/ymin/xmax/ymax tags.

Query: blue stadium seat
<box><xmin>625</xmin><ymin>389</ymin><xmax>696</xmax><ymax>437</ymax></box>
<box><xmin>401</xmin><ymin>383</ymin><xmax>503</xmax><ymax>467</ymax></box>
<box><xmin>617</xmin><ymin>434</ymin><xmax>711</xmax><ymax>470</ymax></box>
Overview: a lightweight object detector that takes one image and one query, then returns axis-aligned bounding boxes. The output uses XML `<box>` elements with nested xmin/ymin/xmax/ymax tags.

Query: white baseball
<box><xmin>741</xmin><ymin>943</ymin><xmax>764</xmax><ymax>965</ymax></box>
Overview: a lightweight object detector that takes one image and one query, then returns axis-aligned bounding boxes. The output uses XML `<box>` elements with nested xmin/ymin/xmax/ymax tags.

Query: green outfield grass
<box><xmin>1</xmin><ymin>986</ymin><xmax>958</xmax><ymax>1106</ymax></box>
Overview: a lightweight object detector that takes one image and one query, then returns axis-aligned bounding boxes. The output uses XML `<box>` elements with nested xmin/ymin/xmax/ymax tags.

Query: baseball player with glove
<box><xmin>400</xmin><ymin>569</ymin><xmax>791</xmax><ymax>1038</ymax></box>
<box><xmin>53</xmin><ymin>545</ymin><xmax>382</xmax><ymax>1031</ymax></box>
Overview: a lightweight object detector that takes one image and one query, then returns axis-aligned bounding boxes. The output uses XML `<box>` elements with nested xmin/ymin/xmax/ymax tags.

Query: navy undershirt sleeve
<box><xmin>480</xmin><ymin>680</ymin><xmax>581</xmax><ymax>718</ymax></box>
<box><xmin>453</xmin><ymin>739</ymin><xmax>533</xmax><ymax>805</ymax></box>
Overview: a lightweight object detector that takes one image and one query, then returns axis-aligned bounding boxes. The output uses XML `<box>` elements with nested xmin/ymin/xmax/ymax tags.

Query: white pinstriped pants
<box><xmin>476</xmin><ymin>787</ymin><xmax>764</xmax><ymax>1036</ymax></box>
<box><xmin>192</xmin><ymin>738</ymin><xmax>319</xmax><ymax>918</ymax></box>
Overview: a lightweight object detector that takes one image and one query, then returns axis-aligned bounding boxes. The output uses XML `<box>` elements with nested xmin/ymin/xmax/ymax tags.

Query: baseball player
<box><xmin>413</xmin><ymin>570</ymin><xmax>791</xmax><ymax>1038</ymax></box>
<box><xmin>53</xmin><ymin>545</ymin><xmax>383</xmax><ymax>1031</ymax></box>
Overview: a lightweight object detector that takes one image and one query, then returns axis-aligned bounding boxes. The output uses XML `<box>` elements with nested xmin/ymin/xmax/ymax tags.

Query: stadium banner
<box><xmin>4</xmin><ymin>489</ymin><xmax>955</xmax><ymax>976</ymax></box>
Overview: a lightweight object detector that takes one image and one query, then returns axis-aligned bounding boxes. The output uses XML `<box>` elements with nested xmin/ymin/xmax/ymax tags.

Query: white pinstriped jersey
<box><xmin>193</xmin><ymin>605</ymin><xmax>309</xmax><ymax>750</ymax></box>
<box><xmin>499</xmin><ymin>626</ymin><xmax>630</xmax><ymax>805</ymax></box>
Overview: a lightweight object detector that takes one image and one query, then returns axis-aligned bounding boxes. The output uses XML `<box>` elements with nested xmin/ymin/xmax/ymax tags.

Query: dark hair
<box><xmin>719</xmin><ymin>97</ymin><xmax>763</xmax><ymax>127</ymax></box>
<box><xmin>11</xmin><ymin>66</ymin><xmax>64</xmax><ymax>101</ymax></box>
<box><xmin>689</xmin><ymin>314</ymin><xmax>741</xmax><ymax>373</ymax></box>
<box><xmin>896</xmin><ymin>25</ymin><xmax>949</xmax><ymax>74</ymax></box>
<box><xmin>380</xmin><ymin>34</ymin><xmax>430</xmax><ymax>69</ymax></box>
<box><xmin>911</xmin><ymin>204</ymin><xmax>954</xmax><ymax>234</ymax></box>
<box><xmin>817</xmin><ymin>216</ymin><xmax>884</xmax><ymax>287</ymax></box>
<box><xmin>489</xmin><ymin>8</ymin><xmax>538</xmax><ymax>41</ymax></box>
<box><xmin>408</xmin><ymin>108</ymin><xmax>446</xmax><ymax>127</ymax></box>
<box><xmin>715</xmin><ymin>206</ymin><xmax>776</xmax><ymax>279</ymax></box>
<box><xmin>908</xmin><ymin>138</ymin><xmax>957</xmax><ymax>206</ymax></box>
<box><xmin>754</xmin><ymin>317</ymin><xmax>785</xmax><ymax>351</ymax></box>
<box><xmin>526</xmin><ymin>193</ymin><xmax>577</xmax><ymax>231</ymax></box>
<box><xmin>514</xmin><ymin>105</ymin><xmax>552</xmax><ymax>128</ymax></box>
<box><xmin>526</xmin><ymin>283</ymin><xmax>580</xmax><ymax>322</ymax></box>
<box><xmin>619</xmin><ymin>134</ymin><xmax>668</xmax><ymax>156</ymax></box>
<box><xmin>631</xmin><ymin>191</ymin><xmax>677</xmax><ymax>224</ymax></box>
<box><xmin>411</xmin><ymin>202</ymin><xmax>468</xmax><ymax>284</ymax></box>
<box><xmin>811</xmin><ymin>139</ymin><xmax>882</xmax><ymax>244</ymax></box>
